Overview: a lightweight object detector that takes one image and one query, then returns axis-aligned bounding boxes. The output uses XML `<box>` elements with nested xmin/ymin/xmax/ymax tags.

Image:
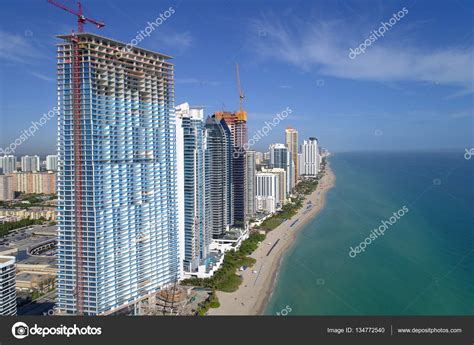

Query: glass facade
<box><xmin>204</xmin><ymin>117</ymin><xmax>232</xmax><ymax>238</ymax></box>
<box><xmin>176</xmin><ymin>104</ymin><xmax>212</xmax><ymax>273</ymax></box>
<box><xmin>56</xmin><ymin>33</ymin><xmax>178</xmax><ymax>315</ymax></box>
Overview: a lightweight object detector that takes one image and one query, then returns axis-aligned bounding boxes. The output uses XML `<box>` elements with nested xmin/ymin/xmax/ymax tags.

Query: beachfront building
<box><xmin>214</xmin><ymin>111</ymin><xmax>247</xmax><ymax>226</ymax></box>
<box><xmin>0</xmin><ymin>175</ymin><xmax>14</xmax><ymax>201</ymax></box>
<box><xmin>298</xmin><ymin>152</ymin><xmax>303</xmax><ymax>177</ymax></box>
<box><xmin>0</xmin><ymin>256</ymin><xmax>17</xmax><ymax>315</ymax></box>
<box><xmin>205</xmin><ymin>117</ymin><xmax>233</xmax><ymax>238</ymax></box>
<box><xmin>175</xmin><ymin>103</ymin><xmax>212</xmax><ymax>274</ymax></box>
<box><xmin>246</xmin><ymin>151</ymin><xmax>256</xmax><ymax>219</ymax></box>
<box><xmin>20</xmin><ymin>155</ymin><xmax>40</xmax><ymax>172</ymax></box>
<box><xmin>285</xmin><ymin>127</ymin><xmax>299</xmax><ymax>183</ymax></box>
<box><xmin>261</xmin><ymin>167</ymin><xmax>287</xmax><ymax>207</ymax></box>
<box><xmin>256</xmin><ymin>171</ymin><xmax>283</xmax><ymax>213</ymax></box>
<box><xmin>255</xmin><ymin>195</ymin><xmax>276</xmax><ymax>214</ymax></box>
<box><xmin>0</xmin><ymin>156</ymin><xmax>17</xmax><ymax>174</ymax></box>
<box><xmin>300</xmin><ymin>137</ymin><xmax>320</xmax><ymax>177</ymax></box>
<box><xmin>56</xmin><ymin>33</ymin><xmax>179</xmax><ymax>315</ymax></box>
<box><xmin>269</xmin><ymin>143</ymin><xmax>293</xmax><ymax>196</ymax></box>
<box><xmin>46</xmin><ymin>155</ymin><xmax>58</xmax><ymax>171</ymax></box>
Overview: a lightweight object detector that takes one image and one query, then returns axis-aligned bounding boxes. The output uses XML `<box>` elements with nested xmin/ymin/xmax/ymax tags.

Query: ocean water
<box><xmin>265</xmin><ymin>152</ymin><xmax>474</xmax><ymax>315</ymax></box>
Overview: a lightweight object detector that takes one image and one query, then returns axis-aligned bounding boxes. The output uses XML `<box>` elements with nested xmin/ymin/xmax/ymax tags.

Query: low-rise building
<box><xmin>0</xmin><ymin>208</ymin><xmax>56</xmax><ymax>221</ymax></box>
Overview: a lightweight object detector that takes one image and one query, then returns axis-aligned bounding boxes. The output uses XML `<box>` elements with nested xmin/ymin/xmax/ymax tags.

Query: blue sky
<box><xmin>0</xmin><ymin>0</ymin><xmax>473</xmax><ymax>155</ymax></box>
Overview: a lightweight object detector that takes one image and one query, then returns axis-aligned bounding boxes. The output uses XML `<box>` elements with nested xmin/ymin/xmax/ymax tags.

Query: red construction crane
<box><xmin>47</xmin><ymin>0</ymin><xmax>105</xmax><ymax>33</ymax></box>
<box><xmin>48</xmin><ymin>0</ymin><xmax>104</xmax><ymax>316</ymax></box>
<box><xmin>235</xmin><ymin>63</ymin><xmax>244</xmax><ymax>112</ymax></box>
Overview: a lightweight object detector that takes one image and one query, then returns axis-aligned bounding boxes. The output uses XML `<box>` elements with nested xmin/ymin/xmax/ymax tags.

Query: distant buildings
<box><xmin>205</xmin><ymin>117</ymin><xmax>232</xmax><ymax>237</ymax></box>
<box><xmin>254</xmin><ymin>151</ymin><xmax>264</xmax><ymax>165</ymax></box>
<box><xmin>8</xmin><ymin>171</ymin><xmax>56</xmax><ymax>194</ymax></box>
<box><xmin>0</xmin><ymin>155</ymin><xmax>17</xmax><ymax>174</ymax></box>
<box><xmin>285</xmin><ymin>127</ymin><xmax>299</xmax><ymax>183</ymax></box>
<box><xmin>21</xmin><ymin>155</ymin><xmax>40</xmax><ymax>172</ymax></box>
<box><xmin>269</xmin><ymin>143</ymin><xmax>293</xmax><ymax>196</ymax></box>
<box><xmin>300</xmin><ymin>137</ymin><xmax>320</xmax><ymax>177</ymax></box>
<box><xmin>46</xmin><ymin>155</ymin><xmax>58</xmax><ymax>171</ymax></box>
<box><xmin>0</xmin><ymin>256</ymin><xmax>17</xmax><ymax>315</ymax></box>
<box><xmin>252</xmin><ymin>129</ymin><xmax>323</xmax><ymax>216</ymax></box>
<box><xmin>246</xmin><ymin>151</ymin><xmax>256</xmax><ymax>219</ymax></box>
<box><xmin>175</xmin><ymin>103</ymin><xmax>212</xmax><ymax>274</ymax></box>
<box><xmin>56</xmin><ymin>33</ymin><xmax>179</xmax><ymax>315</ymax></box>
<box><xmin>0</xmin><ymin>175</ymin><xmax>14</xmax><ymax>201</ymax></box>
<box><xmin>263</xmin><ymin>151</ymin><xmax>270</xmax><ymax>162</ymax></box>
<box><xmin>0</xmin><ymin>208</ymin><xmax>56</xmax><ymax>221</ymax></box>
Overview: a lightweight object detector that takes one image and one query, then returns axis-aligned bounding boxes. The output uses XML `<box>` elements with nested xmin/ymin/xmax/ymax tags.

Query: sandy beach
<box><xmin>208</xmin><ymin>163</ymin><xmax>336</xmax><ymax>315</ymax></box>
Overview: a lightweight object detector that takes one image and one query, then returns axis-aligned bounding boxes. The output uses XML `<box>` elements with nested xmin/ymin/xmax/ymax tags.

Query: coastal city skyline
<box><xmin>0</xmin><ymin>1</ymin><xmax>472</xmax><ymax>344</ymax></box>
<box><xmin>0</xmin><ymin>22</ymin><xmax>326</xmax><ymax>315</ymax></box>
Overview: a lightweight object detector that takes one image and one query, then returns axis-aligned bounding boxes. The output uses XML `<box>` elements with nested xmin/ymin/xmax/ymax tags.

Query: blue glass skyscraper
<box><xmin>56</xmin><ymin>33</ymin><xmax>179</xmax><ymax>315</ymax></box>
<box><xmin>175</xmin><ymin>103</ymin><xmax>212</xmax><ymax>273</ymax></box>
<box><xmin>204</xmin><ymin>117</ymin><xmax>233</xmax><ymax>238</ymax></box>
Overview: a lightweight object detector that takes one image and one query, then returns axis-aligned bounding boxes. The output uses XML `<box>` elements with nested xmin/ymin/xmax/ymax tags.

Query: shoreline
<box><xmin>208</xmin><ymin>162</ymin><xmax>336</xmax><ymax>315</ymax></box>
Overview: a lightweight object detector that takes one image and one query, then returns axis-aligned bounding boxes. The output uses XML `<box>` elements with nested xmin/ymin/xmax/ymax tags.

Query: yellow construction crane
<box><xmin>235</xmin><ymin>63</ymin><xmax>247</xmax><ymax>122</ymax></box>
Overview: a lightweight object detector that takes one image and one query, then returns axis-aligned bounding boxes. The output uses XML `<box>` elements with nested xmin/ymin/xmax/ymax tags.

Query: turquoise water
<box><xmin>265</xmin><ymin>152</ymin><xmax>474</xmax><ymax>315</ymax></box>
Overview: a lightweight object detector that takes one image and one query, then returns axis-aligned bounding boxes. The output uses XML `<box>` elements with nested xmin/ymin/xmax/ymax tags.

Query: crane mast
<box><xmin>235</xmin><ymin>63</ymin><xmax>247</xmax><ymax>122</ymax></box>
<box><xmin>47</xmin><ymin>0</ymin><xmax>104</xmax><ymax>315</ymax></box>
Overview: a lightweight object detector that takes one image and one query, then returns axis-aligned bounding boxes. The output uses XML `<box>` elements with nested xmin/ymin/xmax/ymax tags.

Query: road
<box><xmin>18</xmin><ymin>290</ymin><xmax>57</xmax><ymax>316</ymax></box>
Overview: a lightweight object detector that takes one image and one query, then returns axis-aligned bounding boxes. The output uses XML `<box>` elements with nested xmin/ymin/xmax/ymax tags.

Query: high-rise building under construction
<box><xmin>56</xmin><ymin>33</ymin><xmax>179</xmax><ymax>315</ymax></box>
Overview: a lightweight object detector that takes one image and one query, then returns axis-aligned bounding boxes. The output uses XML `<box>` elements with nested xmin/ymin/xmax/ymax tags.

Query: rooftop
<box><xmin>0</xmin><ymin>256</ymin><xmax>15</xmax><ymax>265</ymax></box>
<box><xmin>56</xmin><ymin>32</ymin><xmax>173</xmax><ymax>60</ymax></box>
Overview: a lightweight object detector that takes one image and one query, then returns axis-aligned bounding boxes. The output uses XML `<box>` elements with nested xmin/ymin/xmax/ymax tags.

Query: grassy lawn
<box><xmin>256</xmin><ymin>197</ymin><xmax>303</xmax><ymax>231</ymax></box>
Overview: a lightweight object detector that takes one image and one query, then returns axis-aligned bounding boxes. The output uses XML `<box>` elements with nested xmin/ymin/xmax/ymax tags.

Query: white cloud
<box><xmin>249</xmin><ymin>15</ymin><xmax>473</xmax><ymax>93</ymax></box>
<box><xmin>151</xmin><ymin>30</ymin><xmax>192</xmax><ymax>54</ymax></box>
<box><xmin>30</xmin><ymin>71</ymin><xmax>55</xmax><ymax>82</ymax></box>
<box><xmin>175</xmin><ymin>78</ymin><xmax>220</xmax><ymax>86</ymax></box>
<box><xmin>0</xmin><ymin>30</ymin><xmax>45</xmax><ymax>63</ymax></box>
<box><xmin>448</xmin><ymin>109</ymin><xmax>474</xmax><ymax>119</ymax></box>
